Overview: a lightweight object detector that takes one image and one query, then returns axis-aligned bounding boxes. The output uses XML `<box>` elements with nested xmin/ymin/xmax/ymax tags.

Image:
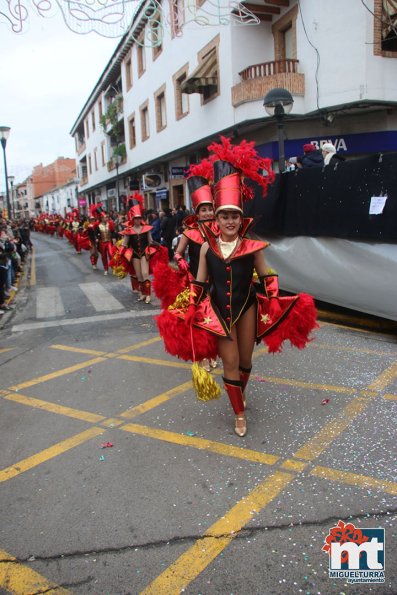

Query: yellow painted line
<box><xmin>116</xmin><ymin>336</ymin><xmax>162</xmax><ymax>354</ymax></box>
<box><xmin>0</xmin><ymin>348</ymin><xmax>13</xmax><ymax>354</ymax></box>
<box><xmin>29</xmin><ymin>246</ymin><xmax>36</xmax><ymax>286</ymax></box>
<box><xmin>0</xmin><ymin>548</ymin><xmax>70</xmax><ymax>594</ymax></box>
<box><xmin>367</xmin><ymin>361</ymin><xmax>397</xmax><ymax>391</ymax></box>
<box><xmin>119</xmin><ymin>380</ymin><xmax>193</xmax><ymax>419</ymax></box>
<box><xmin>0</xmin><ymin>427</ymin><xmax>105</xmax><ymax>483</ymax></box>
<box><xmin>311</xmin><ymin>341</ymin><xmax>397</xmax><ymax>357</ymax></box>
<box><xmin>293</xmin><ymin>397</ymin><xmax>370</xmax><ymax>461</ymax></box>
<box><xmin>100</xmin><ymin>418</ymin><xmax>124</xmax><ymax>427</ymax></box>
<box><xmin>311</xmin><ymin>465</ymin><xmax>397</xmax><ymax>496</ymax></box>
<box><xmin>2</xmin><ymin>392</ymin><xmax>105</xmax><ymax>424</ymax></box>
<box><xmin>281</xmin><ymin>459</ymin><xmax>308</xmax><ymax>472</ymax></box>
<box><xmin>121</xmin><ymin>423</ymin><xmax>279</xmax><ymax>465</ymax></box>
<box><xmin>0</xmin><ymin>389</ymin><xmax>10</xmax><ymax>396</ymax></box>
<box><xmin>360</xmin><ymin>389</ymin><xmax>378</xmax><ymax>398</ymax></box>
<box><xmin>253</xmin><ymin>374</ymin><xmax>356</xmax><ymax>395</ymax></box>
<box><xmin>118</xmin><ymin>354</ymin><xmax>191</xmax><ymax>369</ymax></box>
<box><xmin>50</xmin><ymin>344</ymin><xmax>107</xmax><ymax>356</ymax></box>
<box><xmin>8</xmin><ymin>356</ymin><xmax>107</xmax><ymax>391</ymax></box>
<box><xmin>140</xmin><ymin>471</ymin><xmax>293</xmax><ymax>594</ymax></box>
<box><xmin>385</xmin><ymin>393</ymin><xmax>397</xmax><ymax>401</ymax></box>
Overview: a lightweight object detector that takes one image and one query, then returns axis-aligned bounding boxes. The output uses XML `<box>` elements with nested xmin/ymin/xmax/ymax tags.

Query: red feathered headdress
<box><xmin>207</xmin><ymin>136</ymin><xmax>275</xmax><ymax>213</ymax></box>
<box><xmin>186</xmin><ymin>158</ymin><xmax>214</xmax><ymax>213</ymax></box>
<box><xmin>126</xmin><ymin>192</ymin><xmax>144</xmax><ymax>222</ymax></box>
<box><xmin>89</xmin><ymin>203</ymin><xmax>104</xmax><ymax>219</ymax></box>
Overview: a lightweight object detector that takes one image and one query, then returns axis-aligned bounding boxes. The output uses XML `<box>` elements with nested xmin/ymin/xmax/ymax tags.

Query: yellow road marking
<box><xmin>385</xmin><ymin>392</ymin><xmax>397</xmax><ymax>401</ymax></box>
<box><xmin>118</xmin><ymin>354</ymin><xmax>191</xmax><ymax>369</ymax></box>
<box><xmin>367</xmin><ymin>361</ymin><xmax>397</xmax><ymax>391</ymax></box>
<box><xmin>0</xmin><ymin>548</ymin><xmax>69</xmax><ymax>594</ymax></box>
<box><xmin>8</xmin><ymin>357</ymin><xmax>107</xmax><ymax>391</ymax></box>
<box><xmin>140</xmin><ymin>471</ymin><xmax>293</xmax><ymax>595</ymax></box>
<box><xmin>293</xmin><ymin>397</ymin><xmax>371</xmax><ymax>461</ymax></box>
<box><xmin>281</xmin><ymin>459</ymin><xmax>308</xmax><ymax>472</ymax></box>
<box><xmin>116</xmin><ymin>336</ymin><xmax>162</xmax><ymax>353</ymax></box>
<box><xmin>100</xmin><ymin>418</ymin><xmax>124</xmax><ymax>427</ymax></box>
<box><xmin>2</xmin><ymin>392</ymin><xmax>105</xmax><ymax>424</ymax></box>
<box><xmin>0</xmin><ymin>348</ymin><xmax>13</xmax><ymax>354</ymax></box>
<box><xmin>51</xmin><ymin>344</ymin><xmax>107</xmax><ymax>356</ymax></box>
<box><xmin>121</xmin><ymin>423</ymin><xmax>279</xmax><ymax>465</ymax></box>
<box><xmin>119</xmin><ymin>381</ymin><xmax>193</xmax><ymax>419</ymax></box>
<box><xmin>311</xmin><ymin>465</ymin><xmax>397</xmax><ymax>495</ymax></box>
<box><xmin>0</xmin><ymin>427</ymin><xmax>105</xmax><ymax>483</ymax></box>
<box><xmin>30</xmin><ymin>246</ymin><xmax>36</xmax><ymax>286</ymax></box>
<box><xmin>253</xmin><ymin>374</ymin><xmax>356</xmax><ymax>394</ymax></box>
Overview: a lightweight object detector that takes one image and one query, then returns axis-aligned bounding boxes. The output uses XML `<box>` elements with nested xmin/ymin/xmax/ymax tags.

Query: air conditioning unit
<box><xmin>142</xmin><ymin>173</ymin><xmax>165</xmax><ymax>191</ymax></box>
<box><xmin>107</xmin><ymin>188</ymin><xmax>116</xmax><ymax>197</ymax></box>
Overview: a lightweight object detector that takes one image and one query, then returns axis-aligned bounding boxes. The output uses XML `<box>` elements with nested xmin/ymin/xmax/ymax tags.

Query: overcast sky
<box><xmin>0</xmin><ymin>9</ymin><xmax>118</xmax><ymax>189</ymax></box>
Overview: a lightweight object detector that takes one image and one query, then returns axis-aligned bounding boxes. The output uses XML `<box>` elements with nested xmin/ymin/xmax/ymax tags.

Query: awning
<box><xmin>181</xmin><ymin>49</ymin><xmax>218</xmax><ymax>95</ymax></box>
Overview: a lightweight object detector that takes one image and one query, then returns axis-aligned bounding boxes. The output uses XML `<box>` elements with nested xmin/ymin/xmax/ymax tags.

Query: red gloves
<box><xmin>174</xmin><ymin>253</ymin><xmax>189</xmax><ymax>273</ymax></box>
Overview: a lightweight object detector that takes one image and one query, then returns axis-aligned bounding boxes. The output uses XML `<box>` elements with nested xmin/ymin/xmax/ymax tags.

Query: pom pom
<box><xmin>192</xmin><ymin>362</ymin><xmax>221</xmax><ymax>401</ymax></box>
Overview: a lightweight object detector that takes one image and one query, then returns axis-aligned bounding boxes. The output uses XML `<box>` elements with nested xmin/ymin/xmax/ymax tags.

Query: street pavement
<box><xmin>0</xmin><ymin>232</ymin><xmax>396</xmax><ymax>595</ymax></box>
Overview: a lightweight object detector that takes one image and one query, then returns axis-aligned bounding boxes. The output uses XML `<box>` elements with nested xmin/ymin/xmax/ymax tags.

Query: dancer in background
<box><xmin>96</xmin><ymin>211</ymin><xmax>115</xmax><ymax>275</ymax></box>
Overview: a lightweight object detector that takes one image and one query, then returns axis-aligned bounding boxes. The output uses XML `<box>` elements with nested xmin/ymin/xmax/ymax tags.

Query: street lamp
<box><xmin>8</xmin><ymin>175</ymin><xmax>15</xmax><ymax>219</ymax></box>
<box><xmin>263</xmin><ymin>88</ymin><xmax>294</xmax><ymax>173</ymax></box>
<box><xmin>0</xmin><ymin>126</ymin><xmax>12</xmax><ymax>219</ymax></box>
<box><xmin>114</xmin><ymin>152</ymin><xmax>122</xmax><ymax>213</ymax></box>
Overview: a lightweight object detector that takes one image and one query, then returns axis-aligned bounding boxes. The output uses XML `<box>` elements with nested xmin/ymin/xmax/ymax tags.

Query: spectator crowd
<box><xmin>0</xmin><ymin>216</ymin><xmax>32</xmax><ymax>317</ymax></box>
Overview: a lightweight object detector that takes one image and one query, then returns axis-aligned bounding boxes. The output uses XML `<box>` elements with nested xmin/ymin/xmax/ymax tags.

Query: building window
<box><xmin>140</xmin><ymin>101</ymin><xmax>150</xmax><ymax>141</ymax></box>
<box><xmin>98</xmin><ymin>97</ymin><xmax>103</xmax><ymax>119</ymax></box>
<box><xmin>173</xmin><ymin>65</ymin><xmax>189</xmax><ymax>120</ymax></box>
<box><xmin>197</xmin><ymin>38</ymin><xmax>220</xmax><ymax>104</ymax></box>
<box><xmin>126</xmin><ymin>55</ymin><xmax>133</xmax><ymax>90</ymax></box>
<box><xmin>94</xmin><ymin>148</ymin><xmax>98</xmax><ymax>171</ymax></box>
<box><xmin>373</xmin><ymin>0</ymin><xmax>397</xmax><ymax>56</ymax></box>
<box><xmin>101</xmin><ymin>142</ymin><xmax>105</xmax><ymax>166</ymax></box>
<box><xmin>85</xmin><ymin>118</ymin><xmax>89</xmax><ymax>138</ymax></box>
<box><xmin>137</xmin><ymin>37</ymin><xmax>146</xmax><ymax>77</ymax></box>
<box><xmin>152</xmin><ymin>12</ymin><xmax>163</xmax><ymax>59</ymax></box>
<box><xmin>91</xmin><ymin>110</ymin><xmax>96</xmax><ymax>132</ymax></box>
<box><xmin>170</xmin><ymin>0</ymin><xmax>184</xmax><ymax>37</ymax></box>
<box><xmin>155</xmin><ymin>85</ymin><xmax>167</xmax><ymax>131</ymax></box>
<box><xmin>128</xmin><ymin>113</ymin><xmax>136</xmax><ymax>148</ymax></box>
<box><xmin>88</xmin><ymin>154</ymin><xmax>92</xmax><ymax>175</ymax></box>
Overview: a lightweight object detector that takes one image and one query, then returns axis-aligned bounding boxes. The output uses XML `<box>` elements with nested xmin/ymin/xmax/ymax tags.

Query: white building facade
<box><xmin>40</xmin><ymin>179</ymin><xmax>79</xmax><ymax>216</ymax></box>
<box><xmin>70</xmin><ymin>0</ymin><xmax>397</xmax><ymax>211</ymax></box>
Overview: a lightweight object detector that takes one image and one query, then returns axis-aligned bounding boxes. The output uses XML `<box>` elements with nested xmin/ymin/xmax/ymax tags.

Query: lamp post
<box><xmin>263</xmin><ymin>88</ymin><xmax>294</xmax><ymax>173</ymax></box>
<box><xmin>8</xmin><ymin>175</ymin><xmax>15</xmax><ymax>219</ymax></box>
<box><xmin>0</xmin><ymin>126</ymin><xmax>12</xmax><ymax>219</ymax></box>
<box><xmin>114</xmin><ymin>152</ymin><xmax>122</xmax><ymax>213</ymax></box>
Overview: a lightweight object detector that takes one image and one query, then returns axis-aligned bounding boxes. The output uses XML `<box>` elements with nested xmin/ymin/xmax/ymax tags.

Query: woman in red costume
<box><xmin>174</xmin><ymin>163</ymin><xmax>218</xmax><ymax>372</ymax></box>
<box><xmin>119</xmin><ymin>193</ymin><xmax>154</xmax><ymax>304</ymax></box>
<box><xmin>164</xmin><ymin>137</ymin><xmax>317</xmax><ymax>437</ymax></box>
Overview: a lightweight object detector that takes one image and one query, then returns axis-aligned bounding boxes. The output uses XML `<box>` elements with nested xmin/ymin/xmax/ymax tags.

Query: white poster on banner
<box><xmin>369</xmin><ymin>196</ymin><xmax>387</xmax><ymax>215</ymax></box>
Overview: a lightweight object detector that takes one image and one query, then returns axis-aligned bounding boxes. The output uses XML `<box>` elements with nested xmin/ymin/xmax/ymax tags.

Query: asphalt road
<box><xmin>0</xmin><ymin>232</ymin><xmax>396</xmax><ymax>595</ymax></box>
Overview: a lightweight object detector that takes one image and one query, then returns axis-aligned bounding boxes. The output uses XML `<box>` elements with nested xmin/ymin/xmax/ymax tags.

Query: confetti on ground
<box><xmin>101</xmin><ymin>442</ymin><xmax>114</xmax><ymax>448</ymax></box>
<box><xmin>321</xmin><ymin>398</ymin><xmax>330</xmax><ymax>405</ymax></box>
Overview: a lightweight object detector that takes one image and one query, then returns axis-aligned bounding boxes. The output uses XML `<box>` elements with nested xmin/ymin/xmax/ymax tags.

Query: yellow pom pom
<box><xmin>192</xmin><ymin>362</ymin><xmax>221</xmax><ymax>402</ymax></box>
<box><xmin>168</xmin><ymin>287</ymin><xmax>191</xmax><ymax>312</ymax></box>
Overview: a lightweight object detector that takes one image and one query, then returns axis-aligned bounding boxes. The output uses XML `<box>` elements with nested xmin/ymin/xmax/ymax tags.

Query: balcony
<box><xmin>80</xmin><ymin>175</ymin><xmax>88</xmax><ymax>186</ymax></box>
<box><xmin>232</xmin><ymin>59</ymin><xmax>304</xmax><ymax>107</ymax></box>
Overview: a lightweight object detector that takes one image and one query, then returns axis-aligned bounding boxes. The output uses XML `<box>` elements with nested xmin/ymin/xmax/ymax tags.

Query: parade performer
<box><xmin>118</xmin><ymin>193</ymin><xmax>155</xmax><ymax>303</ymax></box>
<box><xmin>157</xmin><ymin>137</ymin><xmax>318</xmax><ymax>437</ymax></box>
<box><xmin>70</xmin><ymin>209</ymin><xmax>82</xmax><ymax>254</ymax></box>
<box><xmin>96</xmin><ymin>211</ymin><xmax>115</xmax><ymax>275</ymax></box>
<box><xmin>173</xmin><ymin>161</ymin><xmax>218</xmax><ymax>372</ymax></box>
<box><xmin>87</xmin><ymin>204</ymin><xmax>100</xmax><ymax>270</ymax></box>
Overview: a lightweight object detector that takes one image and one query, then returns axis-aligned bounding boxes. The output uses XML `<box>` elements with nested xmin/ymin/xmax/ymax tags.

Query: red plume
<box><xmin>186</xmin><ymin>158</ymin><xmax>214</xmax><ymax>182</ymax></box>
<box><xmin>208</xmin><ymin>136</ymin><xmax>275</xmax><ymax>201</ymax></box>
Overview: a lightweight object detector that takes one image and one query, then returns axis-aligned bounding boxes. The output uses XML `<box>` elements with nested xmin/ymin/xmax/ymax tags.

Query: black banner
<box><xmin>245</xmin><ymin>152</ymin><xmax>397</xmax><ymax>242</ymax></box>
